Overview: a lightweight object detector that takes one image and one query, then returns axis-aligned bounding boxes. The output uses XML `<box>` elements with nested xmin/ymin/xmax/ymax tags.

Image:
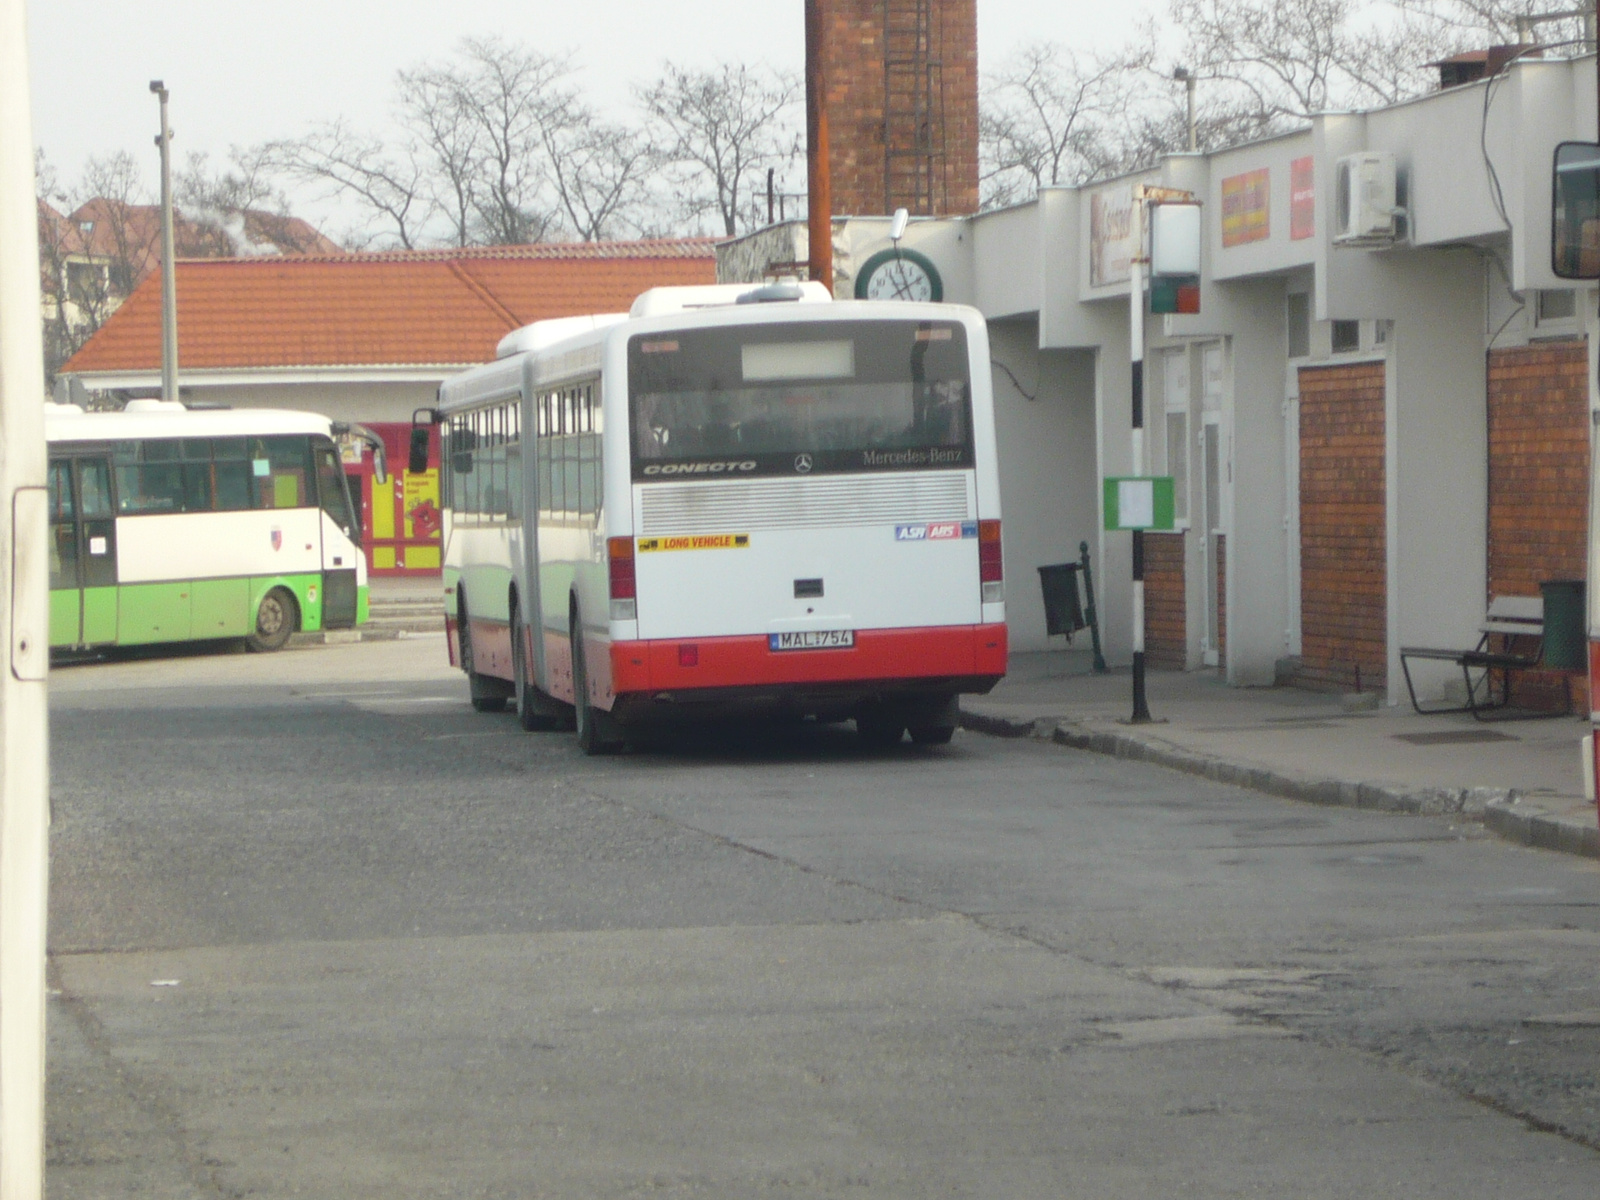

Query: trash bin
<box><xmin>1037</xmin><ymin>563</ymin><xmax>1085</xmax><ymax>638</ymax></box>
<box><xmin>1540</xmin><ymin>579</ymin><xmax>1586</xmax><ymax>671</ymax></box>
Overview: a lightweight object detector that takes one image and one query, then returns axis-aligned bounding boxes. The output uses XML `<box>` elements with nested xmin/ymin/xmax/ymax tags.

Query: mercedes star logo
<box><xmin>794</xmin><ymin>454</ymin><xmax>813</xmax><ymax>474</ymax></box>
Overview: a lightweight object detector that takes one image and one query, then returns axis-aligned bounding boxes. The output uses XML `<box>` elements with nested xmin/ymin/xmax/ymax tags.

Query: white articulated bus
<box><xmin>46</xmin><ymin>400</ymin><xmax>381</xmax><ymax>652</ymax></box>
<box><xmin>430</xmin><ymin>282</ymin><xmax>1007</xmax><ymax>753</ymax></box>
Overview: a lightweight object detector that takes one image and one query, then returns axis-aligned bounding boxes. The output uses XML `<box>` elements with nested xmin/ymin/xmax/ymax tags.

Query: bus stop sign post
<box><xmin>1117</xmin><ymin>188</ymin><xmax>1195</xmax><ymax>725</ymax></box>
<box><xmin>0</xmin><ymin>0</ymin><xmax>53</xmax><ymax>1194</ymax></box>
<box><xmin>1127</xmin><ymin>210</ymin><xmax>1154</xmax><ymax>725</ymax></box>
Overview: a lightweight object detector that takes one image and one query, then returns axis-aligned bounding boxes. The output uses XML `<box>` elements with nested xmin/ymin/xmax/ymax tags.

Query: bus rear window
<box><xmin>628</xmin><ymin>319</ymin><xmax>972</xmax><ymax>479</ymax></box>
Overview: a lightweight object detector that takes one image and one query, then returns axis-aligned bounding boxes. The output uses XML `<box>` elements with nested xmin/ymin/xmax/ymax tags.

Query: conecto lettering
<box><xmin>642</xmin><ymin>461</ymin><xmax>759</xmax><ymax>476</ymax></box>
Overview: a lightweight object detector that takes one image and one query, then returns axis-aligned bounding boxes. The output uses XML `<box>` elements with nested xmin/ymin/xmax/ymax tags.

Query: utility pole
<box><xmin>804</xmin><ymin>0</ymin><xmax>833</xmax><ymax>292</ymax></box>
<box><xmin>0</xmin><ymin>0</ymin><xmax>53</xmax><ymax>1194</ymax></box>
<box><xmin>151</xmin><ymin>81</ymin><xmax>178</xmax><ymax>405</ymax></box>
<box><xmin>1174</xmin><ymin>67</ymin><xmax>1197</xmax><ymax>153</ymax></box>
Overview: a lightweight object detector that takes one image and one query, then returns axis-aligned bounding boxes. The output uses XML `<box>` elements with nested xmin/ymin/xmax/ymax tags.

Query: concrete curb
<box><xmin>1483</xmin><ymin>795</ymin><xmax>1600</xmax><ymax>858</ymax></box>
<box><xmin>960</xmin><ymin>708</ymin><xmax>1598</xmax><ymax>859</ymax></box>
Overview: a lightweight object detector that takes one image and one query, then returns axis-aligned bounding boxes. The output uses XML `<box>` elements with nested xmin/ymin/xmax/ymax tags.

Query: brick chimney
<box><xmin>817</xmin><ymin>1</ymin><xmax>979</xmax><ymax>217</ymax></box>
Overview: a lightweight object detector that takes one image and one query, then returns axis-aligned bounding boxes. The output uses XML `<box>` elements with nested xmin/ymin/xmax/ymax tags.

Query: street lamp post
<box><xmin>1174</xmin><ymin>67</ymin><xmax>1197</xmax><ymax>153</ymax></box>
<box><xmin>150</xmin><ymin>81</ymin><xmax>178</xmax><ymax>405</ymax></box>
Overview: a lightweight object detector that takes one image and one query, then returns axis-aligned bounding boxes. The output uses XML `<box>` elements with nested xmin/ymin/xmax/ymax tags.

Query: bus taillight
<box><xmin>979</xmin><ymin>520</ymin><xmax>1003</xmax><ymax>602</ymax></box>
<box><xmin>609</xmin><ymin>537</ymin><xmax>637</xmax><ymax>620</ymax></box>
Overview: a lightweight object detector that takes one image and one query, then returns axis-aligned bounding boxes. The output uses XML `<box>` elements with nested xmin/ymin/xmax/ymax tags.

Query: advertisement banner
<box><xmin>1089</xmin><ymin>184</ymin><xmax>1137</xmax><ymax>287</ymax></box>
<box><xmin>1290</xmin><ymin>157</ymin><xmax>1315</xmax><ymax>240</ymax></box>
<box><xmin>1221</xmin><ymin>168</ymin><xmax>1271</xmax><ymax>247</ymax></box>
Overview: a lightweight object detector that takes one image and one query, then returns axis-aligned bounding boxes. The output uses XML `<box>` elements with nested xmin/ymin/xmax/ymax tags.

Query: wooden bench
<box><xmin>1399</xmin><ymin>596</ymin><xmax>1568</xmax><ymax>720</ymax></box>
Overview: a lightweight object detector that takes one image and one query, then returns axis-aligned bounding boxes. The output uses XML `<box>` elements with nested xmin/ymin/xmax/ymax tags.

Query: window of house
<box><xmin>1536</xmin><ymin>289</ymin><xmax>1578</xmax><ymax>324</ymax></box>
<box><xmin>1331</xmin><ymin>320</ymin><xmax>1361</xmax><ymax>353</ymax></box>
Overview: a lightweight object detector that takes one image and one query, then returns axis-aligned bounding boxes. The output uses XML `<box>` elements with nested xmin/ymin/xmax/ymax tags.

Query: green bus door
<box><xmin>49</xmin><ymin>457</ymin><xmax>118</xmax><ymax>648</ymax></box>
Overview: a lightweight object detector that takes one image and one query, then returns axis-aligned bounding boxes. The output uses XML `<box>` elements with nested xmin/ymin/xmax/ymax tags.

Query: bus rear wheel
<box><xmin>247</xmin><ymin>587</ymin><xmax>298</xmax><ymax>653</ymax></box>
<box><xmin>459</xmin><ymin>602</ymin><xmax>508</xmax><ymax>713</ymax></box>
<box><xmin>571</xmin><ymin>612</ymin><xmax>624</xmax><ymax>755</ymax></box>
<box><xmin>511</xmin><ymin>605</ymin><xmax>561</xmax><ymax>732</ymax></box>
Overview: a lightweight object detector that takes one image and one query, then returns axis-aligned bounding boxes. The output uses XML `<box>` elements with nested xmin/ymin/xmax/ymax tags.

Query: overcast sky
<box><xmin>28</xmin><ymin>0</ymin><xmax>1152</xmax><ymax>217</ymax></box>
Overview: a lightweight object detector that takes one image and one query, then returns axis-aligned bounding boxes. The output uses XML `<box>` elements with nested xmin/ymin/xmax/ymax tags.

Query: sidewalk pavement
<box><xmin>961</xmin><ymin>651</ymin><xmax>1600</xmax><ymax>861</ymax></box>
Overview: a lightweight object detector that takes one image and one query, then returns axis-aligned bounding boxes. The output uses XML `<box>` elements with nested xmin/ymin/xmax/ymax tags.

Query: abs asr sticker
<box><xmin>895</xmin><ymin>522</ymin><xmax>978</xmax><ymax>542</ymax></box>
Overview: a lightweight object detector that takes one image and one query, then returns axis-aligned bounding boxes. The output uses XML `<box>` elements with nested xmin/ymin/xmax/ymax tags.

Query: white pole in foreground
<box><xmin>0</xmin><ymin>0</ymin><xmax>53</xmax><ymax>1195</ymax></box>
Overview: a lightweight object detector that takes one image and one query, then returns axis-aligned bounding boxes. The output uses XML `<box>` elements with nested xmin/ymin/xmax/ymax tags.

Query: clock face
<box><xmin>866</xmin><ymin>257</ymin><xmax>935</xmax><ymax>301</ymax></box>
<box><xmin>856</xmin><ymin>248</ymin><xmax>944</xmax><ymax>303</ymax></box>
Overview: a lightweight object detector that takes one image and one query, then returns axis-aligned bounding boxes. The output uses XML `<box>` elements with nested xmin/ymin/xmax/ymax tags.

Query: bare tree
<box><xmin>447</xmin><ymin>36</ymin><xmax>568</xmax><ymax>245</ymax></box>
<box><xmin>35</xmin><ymin>151</ymin><xmax>151</xmax><ymax>382</ymax></box>
<box><xmin>262</xmin><ymin>119</ymin><xmax>429</xmax><ymax>249</ymax></box>
<box><xmin>980</xmin><ymin>43</ymin><xmax>1158</xmax><ymax>208</ymax></box>
<box><xmin>542</xmin><ymin>111</ymin><xmax>655</xmax><ymax>241</ymax></box>
<box><xmin>176</xmin><ymin>147</ymin><xmax>284</xmax><ymax>214</ymax></box>
<box><xmin>1164</xmin><ymin>0</ymin><xmax>1584</xmax><ymax>130</ymax></box>
<box><xmin>1392</xmin><ymin>0</ymin><xmax>1591</xmax><ymax>48</ymax></box>
<box><xmin>1169</xmin><ymin>0</ymin><xmax>1378</xmax><ymax>119</ymax></box>
<box><xmin>395</xmin><ymin>63</ymin><xmax>482</xmax><ymax>247</ymax></box>
<box><xmin>638</xmin><ymin>62</ymin><xmax>799</xmax><ymax>237</ymax></box>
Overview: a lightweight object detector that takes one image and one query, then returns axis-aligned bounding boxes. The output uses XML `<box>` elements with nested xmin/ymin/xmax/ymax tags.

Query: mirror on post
<box><xmin>409</xmin><ymin>407</ymin><xmax>438</xmax><ymax>475</ymax></box>
<box><xmin>1553</xmin><ymin>142</ymin><xmax>1600</xmax><ymax>279</ymax></box>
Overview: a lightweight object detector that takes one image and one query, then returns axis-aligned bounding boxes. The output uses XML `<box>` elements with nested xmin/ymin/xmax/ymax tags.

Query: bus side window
<box><xmin>506</xmin><ymin>403</ymin><xmax>522</xmax><ymax>521</ymax></box>
<box><xmin>314</xmin><ymin>442</ymin><xmax>356</xmax><ymax>536</ymax></box>
<box><xmin>48</xmin><ymin>460</ymin><xmax>75</xmax><ymax>588</ymax></box>
<box><xmin>255</xmin><ymin>436</ymin><xmax>312</xmax><ymax>509</ymax></box>
<box><xmin>114</xmin><ymin>440</ymin><xmax>188</xmax><ymax>514</ymax></box>
<box><xmin>537</xmin><ymin>393</ymin><xmax>553</xmax><ymax>515</ymax></box>
<box><xmin>211</xmin><ymin>438</ymin><xmax>254</xmax><ymax>511</ymax></box>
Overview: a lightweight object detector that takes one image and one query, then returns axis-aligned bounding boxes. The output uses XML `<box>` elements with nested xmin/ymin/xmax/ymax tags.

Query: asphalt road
<box><xmin>45</xmin><ymin>635</ymin><xmax>1600</xmax><ymax>1197</ymax></box>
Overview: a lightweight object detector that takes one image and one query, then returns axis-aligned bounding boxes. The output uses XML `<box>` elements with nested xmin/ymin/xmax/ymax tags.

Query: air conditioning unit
<box><xmin>1334</xmin><ymin>153</ymin><xmax>1401</xmax><ymax>246</ymax></box>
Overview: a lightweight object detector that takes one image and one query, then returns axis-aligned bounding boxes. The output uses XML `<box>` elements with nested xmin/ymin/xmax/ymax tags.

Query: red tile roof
<box><xmin>62</xmin><ymin>240</ymin><xmax>720</xmax><ymax>374</ymax></box>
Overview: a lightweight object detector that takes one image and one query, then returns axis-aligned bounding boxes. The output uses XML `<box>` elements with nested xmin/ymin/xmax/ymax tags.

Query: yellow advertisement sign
<box><xmin>402</xmin><ymin>469</ymin><xmax>441</xmax><ymax>539</ymax></box>
<box><xmin>637</xmin><ymin>534</ymin><xmax>750</xmax><ymax>553</ymax></box>
<box><xmin>1221</xmin><ymin>168</ymin><xmax>1271</xmax><ymax>247</ymax></box>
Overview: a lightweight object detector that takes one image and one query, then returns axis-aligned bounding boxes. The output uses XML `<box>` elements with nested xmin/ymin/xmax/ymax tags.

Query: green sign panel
<box><xmin>1103</xmin><ymin>476</ymin><xmax>1176</xmax><ymax>531</ymax></box>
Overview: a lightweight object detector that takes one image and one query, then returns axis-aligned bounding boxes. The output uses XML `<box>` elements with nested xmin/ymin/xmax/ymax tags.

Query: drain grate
<box><xmin>1391</xmin><ymin>729</ymin><xmax>1518</xmax><ymax>745</ymax></box>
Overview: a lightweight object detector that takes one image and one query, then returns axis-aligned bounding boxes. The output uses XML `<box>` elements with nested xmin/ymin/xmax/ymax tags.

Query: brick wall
<box><xmin>820</xmin><ymin>1</ymin><xmax>979</xmax><ymax>216</ymax></box>
<box><xmin>1298</xmin><ymin>362</ymin><xmax>1387</xmax><ymax>694</ymax></box>
<box><xmin>1487</xmin><ymin>340</ymin><xmax>1590</xmax><ymax>712</ymax></box>
<box><xmin>1144</xmin><ymin>531</ymin><xmax>1186</xmax><ymax>669</ymax></box>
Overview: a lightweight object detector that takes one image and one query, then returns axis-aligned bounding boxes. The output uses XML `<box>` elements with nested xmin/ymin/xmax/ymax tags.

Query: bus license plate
<box><xmin>769</xmin><ymin>630</ymin><xmax>855</xmax><ymax>651</ymax></box>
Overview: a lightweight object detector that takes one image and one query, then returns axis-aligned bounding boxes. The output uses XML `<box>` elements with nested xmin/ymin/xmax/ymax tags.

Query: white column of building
<box><xmin>0</xmin><ymin>0</ymin><xmax>53</xmax><ymax>1195</ymax></box>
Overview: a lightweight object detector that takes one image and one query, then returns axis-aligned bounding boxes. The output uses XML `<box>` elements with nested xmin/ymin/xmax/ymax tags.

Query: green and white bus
<box><xmin>46</xmin><ymin>400</ymin><xmax>381</xmax><ymax>653</ymax></box>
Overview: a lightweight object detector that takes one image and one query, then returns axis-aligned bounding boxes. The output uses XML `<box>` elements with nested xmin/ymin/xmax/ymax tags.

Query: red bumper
<box><xmin>609</xmin><ymin>623</ymin><xmax>1008</xmax><ymax>696</ymax></box>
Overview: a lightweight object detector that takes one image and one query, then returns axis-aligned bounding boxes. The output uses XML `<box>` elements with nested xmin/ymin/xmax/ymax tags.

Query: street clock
<box><xmin>855</xmin><ymin>247</ymin><xmax>944</xmax><ymax>302</ymax></box>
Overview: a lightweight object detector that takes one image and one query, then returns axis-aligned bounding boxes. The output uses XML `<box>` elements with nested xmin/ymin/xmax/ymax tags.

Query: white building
<box><xmin>724</xmin><ymin>50</ymin><xmax>1597</xmax><ymax>712</ymax></box>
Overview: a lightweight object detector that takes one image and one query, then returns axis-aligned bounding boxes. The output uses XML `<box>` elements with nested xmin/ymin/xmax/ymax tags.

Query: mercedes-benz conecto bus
<box><xmin>46</xmin><ymin>400</ymin><xmax>382</xmax><ymax>653</ymax></box>
<box><xmin>429</xmin><ymin>282</ymin><xmax>1007</xmax><ymax>753</ymax></box>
